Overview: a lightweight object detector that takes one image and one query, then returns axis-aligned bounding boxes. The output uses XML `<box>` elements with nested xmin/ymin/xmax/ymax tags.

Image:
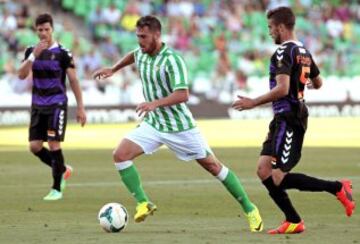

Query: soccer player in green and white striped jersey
<box><xmin>93</xmin><ymin>15</ymin><xmax>263</xmax><ymax>232</ymax></box>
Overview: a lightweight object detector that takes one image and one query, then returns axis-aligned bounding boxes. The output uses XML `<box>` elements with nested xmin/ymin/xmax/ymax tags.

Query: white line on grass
<box><xmin>1</xmin><ymin>176</ymin><xmax>360</xmax><ymax>188</ymax></box>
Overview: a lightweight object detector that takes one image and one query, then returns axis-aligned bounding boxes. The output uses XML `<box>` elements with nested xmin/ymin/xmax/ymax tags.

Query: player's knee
<box><xmin>197</xmin><ymin>157</ymin><xmax>221</xmax><ymax>176</ymax></box>
<box><xmin>29</xmin><ymin>143</ymin><xmax>42</xmax><ymax>154</ymax></box>
<box><xmin>113</xmin><ymin>149</ymin><xmax>132</xmax><ymax>162</ymax></box>
<box><xmin>257</xmin><ymin>164</ymin><xmax>271</xmax><ymax>180</ymax></box>
<box><xmin>48</xmin><ymin>144</ymin><xmax>61</xmax><ymax>151</ymax></box>
<box><xmin>272</xmin><ymin>174</ymin><xmax>284</xmax><ymax>186</ymax></box>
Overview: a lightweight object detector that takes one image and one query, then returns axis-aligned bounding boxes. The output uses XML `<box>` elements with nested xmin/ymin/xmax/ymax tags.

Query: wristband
<box><xmin>28</xmin><ymin>53</ymin><xmax>35</xmax><ymax>62</ymax></box>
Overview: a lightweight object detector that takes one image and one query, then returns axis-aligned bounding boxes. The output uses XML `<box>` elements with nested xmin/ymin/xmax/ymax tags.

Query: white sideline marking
<box><xmin>1</xmin><ymin>176</ymin><xmax>360</xmax><ymax>188</ymax></box>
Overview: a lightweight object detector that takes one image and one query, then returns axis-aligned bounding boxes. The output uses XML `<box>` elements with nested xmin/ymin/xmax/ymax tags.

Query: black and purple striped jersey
<box><xmin>269</xmin><ymin>40</ymin><xmax>320</xmax><ymax>114</ymax></box>
<box><xmin>23</xmin><ymin>43</ymin><xmax>75</xmax><ymax>107</ymax></box>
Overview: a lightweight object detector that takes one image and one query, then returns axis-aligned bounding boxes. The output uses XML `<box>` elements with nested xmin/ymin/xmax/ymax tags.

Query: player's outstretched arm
<box><xmin>93</xmin><ymin>52</ymin><xmax>135</xmax><ymax>80</ymax></box>
<box><xmin>67</xmin><ymin>68</ymin><xmax>86</xmax><ymax>126</ymax></box>
<box><xmin>232</xmin><ymin>74</ymin><xmax>289</xmax><ymax>111</ymax></box>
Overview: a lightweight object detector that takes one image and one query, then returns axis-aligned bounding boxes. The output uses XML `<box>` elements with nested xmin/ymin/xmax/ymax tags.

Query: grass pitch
<box><xmin>0</xmin><ymin>119</ymin><xmax>359</xmax><ymax>243</ymax></box>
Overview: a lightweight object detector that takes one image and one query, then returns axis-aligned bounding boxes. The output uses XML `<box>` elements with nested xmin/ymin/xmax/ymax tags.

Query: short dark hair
<box><xmin>136</xmin><ymin>15</ymin><xmax>161</xmax><ymax>32</ymax></box>
<box><xmin>267</xmin><ymin>6</ymin><xmax>295</xmax><ymax>30</ymax></box>
<box><xmin>35</xmin><ymin>13</ymin><xmax>53</xmax><ymax>27</ymax></box>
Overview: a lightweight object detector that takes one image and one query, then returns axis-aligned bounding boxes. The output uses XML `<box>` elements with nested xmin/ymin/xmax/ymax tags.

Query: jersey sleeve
<box><xmin>275</xmin><ymin>46</ymin><xmax>293</xmax><ymax>76</ymax></box>
<box><xmin>309</xmin><ymin>55</ymin><xmax>320</xmax><ymax>78</ymax></box>
<box><xmin>132</xmin><ymin>47</ymin><xmax>140</xmax><ymax>64</ymax></box>
<box><xmin>22</xmin><ymin>47</ymin><xmax>34</xmax><ymax>62</ymax></box>
<box><xmin>166</xmin><ymin>54</ymin><xmax>189</xmax><ymax>90</ymax></box>
<box><xmin>62</xmin><ymin>48</ymin><xmax>75</xmax><ymax>69</ymax></box>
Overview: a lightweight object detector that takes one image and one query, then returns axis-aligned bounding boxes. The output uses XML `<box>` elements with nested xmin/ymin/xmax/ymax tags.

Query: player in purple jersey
<box><xmin>18</xmin><ymin>13</ymin><xmax>86</xmax><ymax>201</ymax></box>
<box><xmin>232</xmin><ymin>7</ymin><xmax>355</xmax><ymax>234</ymax></box>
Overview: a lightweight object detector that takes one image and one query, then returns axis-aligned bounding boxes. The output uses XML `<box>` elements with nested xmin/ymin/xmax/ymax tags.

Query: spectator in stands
<box><xmin>4</xmin><ymin>57</ymin><xmax>32</xmax><ymax>94</ymax></box>
<box><xmin>1</xmin><ymin>0</ymin><xmax>360</xmax><ymax>107</ymax></box>
<box><xmin>88</xmin><ymin>6</ymin><xmax>104</xmax><ymax>40</ymax></box>
<box><xmin>15</xmin><ymin>4</ymin><xmax>31</xmax><ymax>29</ymax></box>
<box><xmin>99</xmin><ymin>36</ymin><xmax>119</xmax><ymax>63</ymax></box>
<box><xmin>0</xmin><ymin>9</ymin><xmax>17</xmax><ymax>32</ymax></box>
<box><xmin>120</xmin><ymin>2</ymin><xmax>141</xmax><ymax>31</ymax></box>
<box><xmin>80</xmin><ymin>48</ymin><xmax>102</xmax><ymax>74</ymax></box>
<box><xmin>101</xmin><ymin>3</ymin><xmax>121</xmax><ymax>29</ymax></box>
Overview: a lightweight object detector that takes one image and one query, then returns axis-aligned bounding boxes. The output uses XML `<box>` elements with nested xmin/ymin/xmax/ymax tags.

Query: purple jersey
<box><xmin>23</xmin><ymin>43</ymin><xmax>75</xmax><ymax>107</ymax></box>
<box><xmin>269</xmin><ymin>40</ymin><xmax>320</xmax><ymax>114</ymax></box>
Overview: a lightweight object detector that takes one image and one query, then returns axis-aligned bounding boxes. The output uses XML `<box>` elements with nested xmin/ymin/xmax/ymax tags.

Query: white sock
<box><xmin>216</xmin><ymin>165</ymin><xmax>229</xmax><ymax>181</ymax></box>
<box><xmin>114</xmin><ymin>160</ymin><xmax>133</xmax><ymax>171</ymax></box>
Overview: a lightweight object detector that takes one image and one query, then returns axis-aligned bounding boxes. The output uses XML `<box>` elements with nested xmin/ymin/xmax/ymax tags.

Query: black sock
<box><xmin>50</xmin><ymin>149</ymin><xmax>66</xmax><ymax>191</ymax></box>
<box><xmin>262</xmin><ymin>176</ymin><xmax>301</xmax><ymax>223</ymax></box>
<box><xmin>33</xmin><ymin>147</ymin><xmax>53</xmax><ymax>167</ymax></box>
<box><xmin>280</xmin><ymin>173</ymin><xmax>342</xmax><ymax>195</ymax></box>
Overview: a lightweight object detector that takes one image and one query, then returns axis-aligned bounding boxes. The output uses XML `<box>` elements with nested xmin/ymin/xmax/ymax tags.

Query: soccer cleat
<box><xmin>61</xmin><ymin>165</ymin><xmax>73</xmax><ymax>192</ymax></box>
<box><xmin>336</xmin><ymin>179</ymin><xmax>355</xmax><ymax>217</ymax></box>
<box><xmin>63</xmin><ymin>165</ymin><xmax>73</xmax><ymax>180</ymax></box>
<box><xmin>60</xmin><ymin>175</ymin><xmax>67</xmax><ymax>192</ymax></box>
<box><xmin>43</xmin><ymin>189</ymin><xmax>63</xmax><ymax>201</ymax></box>
<box><xmin>246</xmin><ymin>205</ymin><xmax>263</xmax><ymax>232</ymax></box>
<box><xmin>268</xmin><ymin>220</ymin><xmax>305</xmax><ymax>234</ymax></box>
<box><xmin>134</xmin><ymin>202</ymin><xmax>157</xmax><ymax>223</ymax></box>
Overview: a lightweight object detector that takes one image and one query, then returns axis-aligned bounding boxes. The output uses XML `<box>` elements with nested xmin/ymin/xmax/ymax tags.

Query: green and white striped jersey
<box><xmin>133</xmin><ymin>44</ymin><xmax>196</xmax><ymax>133</ymax></box>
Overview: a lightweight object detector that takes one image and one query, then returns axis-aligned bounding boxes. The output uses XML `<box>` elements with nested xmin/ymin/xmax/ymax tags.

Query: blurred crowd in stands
<box><xmin>1</xmin><ymin>0</ymin><xmax>360</xmax><ymax>105</ymax></box>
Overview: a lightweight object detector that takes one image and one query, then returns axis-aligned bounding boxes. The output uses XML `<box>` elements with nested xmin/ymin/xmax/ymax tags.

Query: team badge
<box><xmin>51</xmin><ymin>54</ymin><xmax>55</xmax><ymax>60</ymax></box>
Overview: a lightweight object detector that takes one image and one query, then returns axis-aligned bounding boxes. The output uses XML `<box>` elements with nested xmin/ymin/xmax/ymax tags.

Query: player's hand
<box><xmin>33</xmin><ymin>40</ymin><xmax>48</xmax><ymax>57</ymax></box>
<box><xmin>306</xmin><ymin>81</ymin><xmax>314</xmax><ymax>89</ymax></box>
<box><xmin>136</xmin><ymin>102</ymin><xmax>157</xmax><ymax>117</ymax></box>
<box><xmin>76</xmin><ymin>106</ymin><xmax>87</xmax><ymax>127</ymax></box>
<box><xmin>93</xmin><ymin>68</ymin><xmax>113</xmax><ymax>80</ymax></box>
<box><xmin>231</xmin><ymin>95</ymin><xmax>256</xmax><ymax>111</ymax></box>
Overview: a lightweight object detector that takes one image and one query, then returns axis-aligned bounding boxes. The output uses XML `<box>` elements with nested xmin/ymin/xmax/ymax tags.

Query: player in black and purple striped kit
<box><xmin>18</xmin><ymin>13</ymin><xmax>86</xmax><ymax>200</ymax></box>
<box><xmin>232</xmin><ymin>6</ymin><xmax>355</xmax><ymax>234</ymax></box>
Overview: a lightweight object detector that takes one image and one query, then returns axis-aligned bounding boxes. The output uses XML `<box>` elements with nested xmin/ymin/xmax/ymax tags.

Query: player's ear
<box><xmin>154</xmin><ymin>30</ymin><xmax>161</xmax><ymax>39</ymax></box>
<box><xmin>279</xmin><ymin>23</ymin><xmax>286</xmax><ymax>33</ymax></box>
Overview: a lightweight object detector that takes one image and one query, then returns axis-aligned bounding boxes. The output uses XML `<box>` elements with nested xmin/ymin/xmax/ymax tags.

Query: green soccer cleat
<box><xmin>43</xmin><ymin>189</ymin><xmax>63</xmax><ymax>201</ymax></box>
<box><xmin>246</xmin><ymin>205</ymin><xmax>263</xmax><ymax>232</ymax></box>
<box><xmin>134</xmin><ymin>202</ymin><xmax>157</xmax><ymax>223</ymax></box>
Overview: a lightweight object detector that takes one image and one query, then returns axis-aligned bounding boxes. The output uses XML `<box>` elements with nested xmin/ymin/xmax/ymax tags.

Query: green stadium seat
<box><xmin>74</xmin><ymin>0</ymin><xmax>88</xmax><ymax>17</ymax></box>
<box><xmin>58</xmin><ymin>31</ymin><xmax>74</xmax><ymax>50</ymax></box>
<box><xmin>62</xmin><ymin>0</ymin><xmax>75</xmax><ymax>10</ymax></box>
<box><xmin>15</xmin><ymin>29</ymin><xmax>38</xmax><ymax>48</ymax></box>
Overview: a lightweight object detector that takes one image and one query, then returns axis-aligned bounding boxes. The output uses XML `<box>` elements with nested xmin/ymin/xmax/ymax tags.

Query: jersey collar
<box><xmin>158</xmin><ymin>42</ymin><xmax>167</xmax><ymax>55</ymax></box>
<box><xmin>48</xmin><ymin>42</ymin><xmax>59</xmax><ymax>50</ymax></box>
<box><xmin>281</xmin><ymin>40</ymin><xmax>303</xmax><ymax>46</ymax></box>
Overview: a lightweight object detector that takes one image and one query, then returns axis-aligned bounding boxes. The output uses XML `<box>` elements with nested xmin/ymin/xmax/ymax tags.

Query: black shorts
<box><xmin>260</xmin><ymin>104</ymin><xmax>308</xmax><ymax>172</ymax></box>
<box><xmin>29</xmin><ymin>106</ymin><xmax>67</xmax><ymax>142</ymax></box>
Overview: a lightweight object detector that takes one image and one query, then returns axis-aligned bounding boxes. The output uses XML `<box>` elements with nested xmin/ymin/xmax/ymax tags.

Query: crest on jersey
<box><xmin>51</xmin><ymin>54</ymin><xmax>55</xmax><ymax>60</ymax></box>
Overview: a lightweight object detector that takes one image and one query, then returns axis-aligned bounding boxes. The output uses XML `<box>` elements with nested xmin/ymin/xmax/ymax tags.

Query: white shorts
<box><xmin>124</xmin><ymin>121</ymin><xmax>213</xmax><ymax>161</ymax></box>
